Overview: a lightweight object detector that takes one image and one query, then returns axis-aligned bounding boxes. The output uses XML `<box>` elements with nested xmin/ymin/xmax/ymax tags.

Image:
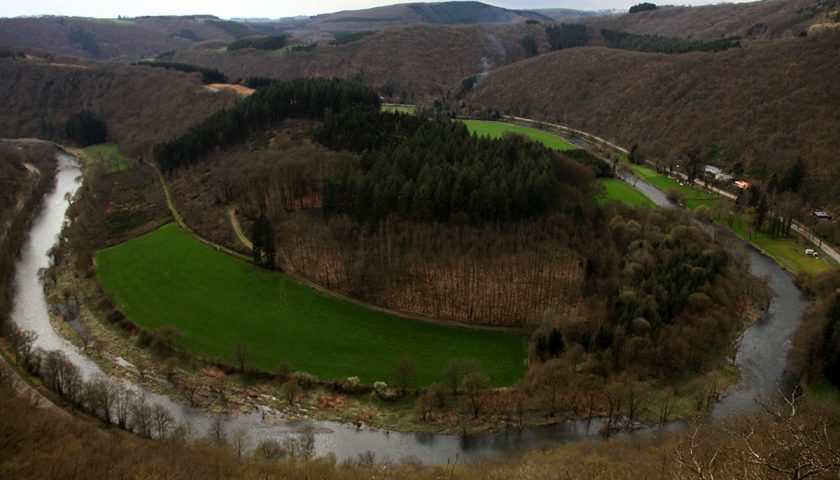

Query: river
<box><xmin>9</xmin><ymin>152</ymin><xmax>807</xmax><ymax>464</ymax></box>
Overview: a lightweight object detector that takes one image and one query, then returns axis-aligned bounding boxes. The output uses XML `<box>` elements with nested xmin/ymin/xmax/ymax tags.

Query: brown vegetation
<box><xmin>0</xmin><ymin>15</ymin><xmax>239</xmax><ymax>59</ymax></box>
<box><xmin>0</xmin><ymin>363</ymin><xmax>838</xmax><ymax>479</ymax></box>
<box><xmin>579</xmin><ymin>0</ymin><xmax>836</xmax><ymax>41</ymax></box>
<box><xmin>171</xmin><ymin>23</ymin><xmax>553</xmax><ymax>102</ymax></box>
<box><xmin>0</xmin><ymin>55</ymin><xmax>239</xmax><ymax>158</ymax></box>
<box><xmin>470</xmin><ymin>31</ymin><xmax>840</xmax><ymax>210</ymax></box>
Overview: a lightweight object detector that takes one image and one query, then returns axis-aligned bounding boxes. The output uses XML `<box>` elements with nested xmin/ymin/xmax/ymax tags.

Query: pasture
<box><xmin>96</xmin><ymin>224</ymin><xmax>526</xmax><ymax>386</ymax></box>
<box><xmin>461</xmin><ymin>119</ymin><xmax>576</xmax><ymax>151</ymax></box>
<box><xmin>597</xmin><ymin>178</ymin><xmax>656</xmax><ymax>209</ymax></box>
<box><xmin>82</xmin><ymin>143</ymin><xmax>132</xmax><ymax>173</ymax></box>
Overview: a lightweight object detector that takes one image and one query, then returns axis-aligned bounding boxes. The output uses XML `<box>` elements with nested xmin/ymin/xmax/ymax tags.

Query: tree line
<box><xmin>153</xmin><ymin>78</ymin><xmax>381</xmax><ymax>173</ymax></box>
<box><xmin>601</xmin><ymin>29</ymin><xmax>741</xmax><ymax>54</ymax></box>
<box><xmin>316</xmin><ymin>109</ymin><xmax>595</xmax><ymax>224</ymax></box>
<box><xmin>135</xmin><ymin>61</ymin><xmax>228</xmax><ymax>84</ymax></box>
<box><xmin>546</xmin><ymin>23</ymin><xmax>588</xmax><ymax>51</ymax></box>
<box><xmin>228</xmin><ymin>35</ymin><xmax>292</xmax><ymax>51</ymax></box>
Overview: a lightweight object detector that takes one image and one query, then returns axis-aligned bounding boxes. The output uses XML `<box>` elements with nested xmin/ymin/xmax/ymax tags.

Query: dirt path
<box><xmin>227</xmin><ymin>207</ymin><xmax>253</xmax><ymax>250</ymax></box>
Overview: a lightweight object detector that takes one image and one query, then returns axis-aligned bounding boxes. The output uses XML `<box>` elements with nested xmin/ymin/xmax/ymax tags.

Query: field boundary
<box><xmin>151</xmin><ymin>161</ymin><xmax>522</xmax><ymax>333</ymax></box>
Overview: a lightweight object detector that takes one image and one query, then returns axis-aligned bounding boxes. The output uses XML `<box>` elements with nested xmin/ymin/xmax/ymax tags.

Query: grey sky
<box><xmin>2</xmin><ymin>0</ymin><xmax>753</xmax><ymax>20</ymax></box>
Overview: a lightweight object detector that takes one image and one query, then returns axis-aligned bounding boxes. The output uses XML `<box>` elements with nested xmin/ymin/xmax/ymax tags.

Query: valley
<box><xmin>1</xmin><ymin>0</ymin><xmax>840</xmax><ymax>477</ymax></box>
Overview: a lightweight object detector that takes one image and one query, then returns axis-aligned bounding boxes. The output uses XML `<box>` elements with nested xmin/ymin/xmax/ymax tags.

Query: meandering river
<box><xmin>9</xmin><ymin>152</ymin><xmax>807</xmax><ymax>464</ymax></box>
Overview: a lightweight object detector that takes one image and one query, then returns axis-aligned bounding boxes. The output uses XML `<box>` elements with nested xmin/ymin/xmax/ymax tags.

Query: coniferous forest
<box><xmin>317</xmin><ymin>110</ymin><xmax>593</xmax><ymax>224</ymax></box>
<box><xmin>153</xmin><ymin>78</ymin><xmax>380</xmax><ymax>172</ymax></box>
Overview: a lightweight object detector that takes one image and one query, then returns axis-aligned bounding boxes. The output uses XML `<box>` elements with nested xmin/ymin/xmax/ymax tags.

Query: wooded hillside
<box><xmin>470</xmin><ymin>31</ymin><xmax>840</xmax><ymax>209</ymax></box>
<box><xmin>0</xmin><ymin>55</ymin><xmax>238</xmax><ymax>157</ymax></box>
<box><xmin>170</xmin><ymin>23</ymin><xmax>552</xmax><ymax>102</ymax></box>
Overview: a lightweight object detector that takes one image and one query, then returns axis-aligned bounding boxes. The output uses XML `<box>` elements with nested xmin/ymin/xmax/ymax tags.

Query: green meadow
<box><xmin>461</xmin><ymin>119</ymin><xmax>576</xmax><ymax>151</ymax></box>
<box><xmin>82</xmin><ymin>143</ymin><xmax>133</xmax><ymax>173</ymax></box>
<box><xmin>597</xmin><ymin>178</ymin><xmax>656</xmax><ymax>209</ymax></box>
<box><xmin>96</xmin><ymin>224</ymin><xmax>526</xmax><ymax>386</ymax></box>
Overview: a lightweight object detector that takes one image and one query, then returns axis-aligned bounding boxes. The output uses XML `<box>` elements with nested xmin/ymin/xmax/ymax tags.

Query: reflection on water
<box><xmin>9</xmin><ymin>152</ymin><xmax>807</xmax><ymax>464</ymax></box>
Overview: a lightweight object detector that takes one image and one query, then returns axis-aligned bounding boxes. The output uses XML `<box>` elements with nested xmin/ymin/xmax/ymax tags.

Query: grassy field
<box><xmin>96</xmin><ymin>224</ymin><xmax>526</xmax><ymax>386</ymax></box>
<box><xmin>82</xmin><ymin>143</ymin><xmax>133</xmax><ymax>173</ymax></box>
<box><xmin>461</xmin><ymin>120</ymin><xmax>576</xmax><ymax>151</ymax></box>
<box><xmin>624</xmin><ymin>162</ymin><xmax>722</xmax><ymax>209</ymax></box>
<box><xmin>381</xmin><ymin>104</ymin><xmax>415</xmax><ymax>114</ymax></box>
<box><xmin>596</xmin><ymin>178</ymin><xmax>656</xmax><ymax>209</ymax></box>
<box><xmin>727</xmin><ymin>220</ymin><xmax>831</xmax><ymax>276</ymax></box>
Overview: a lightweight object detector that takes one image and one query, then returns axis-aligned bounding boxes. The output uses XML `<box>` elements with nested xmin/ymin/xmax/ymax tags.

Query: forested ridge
<box><xmin>153</xmin><ymin>78</ymin><xmax>380</xmax><ymax>172</ymax></box>
<box><xmin>316</xmin><ymin>110</ymin><xmax>593</xmax><ymax>224</ymax></box>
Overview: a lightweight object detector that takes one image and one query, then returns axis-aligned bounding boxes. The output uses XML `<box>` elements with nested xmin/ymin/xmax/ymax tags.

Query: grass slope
<box><xmin>461</xmin><ymin>120</ymin><xmax>576</xmax><ymax>151</ymax></box>
<box><xmin>82</xmin><ymin>143</ymin><xmax>132</xmax><ymax>173</ymax></box>
<box><xmin>728</xmin><ymin>220</ymin><xmax>831</xmax><ymax>276</ymax></box>
<box><xmin>96</xmin><ymin>224</ymin><xmax>526</xmax><ymax>386</ymax></box>
<box><xmin>626</xmin><ymin>162</ymin><xmax>722</xmax><ymax>209</ymax></box>
<box><xmin>597</xmin><ymin>178</ymin><xmax>656</xmax><ymax>209</ymax></box>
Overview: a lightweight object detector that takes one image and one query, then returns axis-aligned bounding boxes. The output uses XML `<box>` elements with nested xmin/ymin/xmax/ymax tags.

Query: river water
<box><xmin>9</xmin><ymin>152</ymin><xmax>807</xmax><ymax>464</ymax></box>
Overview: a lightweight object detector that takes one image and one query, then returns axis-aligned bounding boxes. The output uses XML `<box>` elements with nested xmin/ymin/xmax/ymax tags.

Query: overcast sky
<box><xmin>2</xmin><ymin>0</ymin><xmax>751</xmax><ymax>20</ymax></box>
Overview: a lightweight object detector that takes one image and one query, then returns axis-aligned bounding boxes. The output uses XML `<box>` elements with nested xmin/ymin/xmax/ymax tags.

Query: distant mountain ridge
<box><xmin>0</xmin><ymin>2</ymin><xmax>574</xmax><ymax>59</ymax></box>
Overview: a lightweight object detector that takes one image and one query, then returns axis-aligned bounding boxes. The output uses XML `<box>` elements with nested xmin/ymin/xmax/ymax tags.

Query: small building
<box><xmin>814</xmin><ymin>210</ymin><xmax>833</xmax><ymax>221</ymax></box>
<box><xmin>704</xmin><ymin>165</ymin><xmax>722</xmax><ymax>175</ymax></box>
<box><xmin>716</xmin><ymin>173</ymin><xmax>734</xmax><ymax>182</ymax></box>
<box><xmin>735</xmin><ymin>180</ymin><xmax>751</xmax><ymax>189</ymax></box>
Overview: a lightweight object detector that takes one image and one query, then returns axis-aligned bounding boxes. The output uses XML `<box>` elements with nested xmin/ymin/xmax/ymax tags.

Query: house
<box><xmin>814</xmin><ymin>210</ymin><xmax>833</xmax><ymax>221</ymax></box>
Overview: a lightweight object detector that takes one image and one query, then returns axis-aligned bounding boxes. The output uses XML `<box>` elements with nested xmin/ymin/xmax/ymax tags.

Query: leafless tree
<box><xmin>208</xmin><ymin>414</ymin><xmax>226</xmax><ymax>446</ymax></box>
<box><xmin>231</xmin><ymin>427</ymin><xmax>249</xmax><ymax>458</ymax></box>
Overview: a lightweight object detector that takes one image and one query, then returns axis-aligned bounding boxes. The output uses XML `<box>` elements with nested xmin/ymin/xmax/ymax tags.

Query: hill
<box><xmin>468</xmin><ymin>30</ymin><xmax>840</xmax><ymax>209</ymax></box>
<box><xmin>578</xmin><ymin>0</ymin><xmax>840</xmax><ymax>41</ymax></box>
<box><xmin>171</xmin><ymin>23</ymin><xmax>551</xmax><ymax>102</ymax></box>
<box><xmin>253</xmin><ymin>2</ymin><xmax>552</xmax><ymax>41</ymax></box>
<box><xmin>0</xmin><ymin>15</ymin><xmax>262</xmax><ymax>59</ymax></box>
<box><xmin>0</xmin><ymin>52</ymin><xmax>238</xmax><ymax>156</ymax></box>
<box><xmin>0</xmin><ymin>3</ymin><xmax>559</xmax><ymax>59</ymax></box>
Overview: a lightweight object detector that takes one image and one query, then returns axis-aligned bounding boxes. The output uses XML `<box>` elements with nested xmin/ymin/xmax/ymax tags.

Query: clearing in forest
<box><xmin>461</xmin><ymin>119</ymin><xmax>576</xmax><ymax>151</ymax></box>
<box><xmin>96</xmin><ymin>224</ymin><xmax>526</xmax><ymax>386</ymax></box>
<box><xmin>82</xmin><ymin>143</ymin><xmax>133</xmax><ymax>173</ymax></box>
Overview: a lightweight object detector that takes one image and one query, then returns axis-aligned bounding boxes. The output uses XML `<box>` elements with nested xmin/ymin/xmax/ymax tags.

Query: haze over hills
<box><xmin>0</xmin><ymin>2</ymin><xmax>575</xmax><ymax>58</ymax></box>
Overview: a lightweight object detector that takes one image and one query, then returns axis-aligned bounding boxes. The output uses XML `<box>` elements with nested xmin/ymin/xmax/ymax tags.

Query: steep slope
<box><xmin>0</xmin><ymin>53</ymin><xmax>238</xmax><ymax>156</ymax></box>
<box><xmin>172</xmin><ymin>23</ymin><xmax>551</xmax><ymax>102</ymax></box>
<box><xmin>469</xmin><ymin>31</ymin><xmax>840</xmax><ymax>207</ymax></box>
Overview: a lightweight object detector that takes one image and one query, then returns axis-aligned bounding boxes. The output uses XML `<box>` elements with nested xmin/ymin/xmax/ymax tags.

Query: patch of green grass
<box><xmin>596</xmin><ymin>178</ymin><xmax>656</xmax><ymax>209</ymax></box>
<box><xmin>82</xmin><ymin>143</ymin><xmax>132</xmax><ymax>173</ymax></box>
<box><xmin>726</xmin><ymin>219</ymin><xmax>831</xmax><ymax>276</ymax></box>
<box><xmin>270</xmin><ymin>43</ymin><xmax>306</xmax><ymax>57</ymax></box>
<box><xmin>96</xmin><ymin>224</ymin><xmax>526</xmax><ymax>387</ymax></box>
<box><xmin>625</xmin><ymin>162</ymin><xmax>722</xmax><ymax>209</ymax></box>
<box><xmin>461</xmin><ymin>120</ymin><xmax>576</xmax><ymax>151</ymax></box>
<box><xmin>381</xmin><ymin>104</ymin><xmax>415</xmax><ymax>114</ymax></box>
